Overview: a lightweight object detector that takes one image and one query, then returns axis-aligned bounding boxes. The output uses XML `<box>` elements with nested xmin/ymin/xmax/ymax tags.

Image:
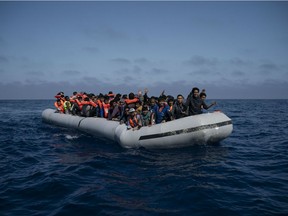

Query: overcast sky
<box><xmin>0</xmin><ymin>1</ymin><xmax>288</xmax><ymax>99</ymax></box>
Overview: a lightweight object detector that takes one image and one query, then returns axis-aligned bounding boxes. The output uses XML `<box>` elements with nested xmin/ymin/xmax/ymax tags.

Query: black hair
<box><xmin>192</xmin><ymin>87</ymin><xmax>200</xmax><ymax>93</ymax></box>
<box><xmin>177</xmin><ymin>94</ymin><xmax>184</xmax><ymax>99</ymax></box>
<box><xmin>142</xmin><ymin>106</ymin><xmax>148</xmax><ymax>111</ymax></box>
<box><xmin>168</xmin><ymin>98</ymin><xmax>174</xmax><ymax>103</ymax></box>
<box><xmin>128</xmin><ymin>92</ymin><xmax>135</xmax><ymax>99</ymax></box>
<box><xmin>200</xmin><ymin>92</ymin><xmax>207</xmax><ymax>98</ymax></box>
<box><xmin>104</xmin><ymin>95</ymin><xmax>109</xmax><ymax>101</ymax></box>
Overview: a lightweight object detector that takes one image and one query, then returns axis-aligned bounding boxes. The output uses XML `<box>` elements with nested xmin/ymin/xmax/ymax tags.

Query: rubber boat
<box><xmin>42</xmin><ymin>108</ymin><xmax>233</xmax><ymax>149</ymax></box>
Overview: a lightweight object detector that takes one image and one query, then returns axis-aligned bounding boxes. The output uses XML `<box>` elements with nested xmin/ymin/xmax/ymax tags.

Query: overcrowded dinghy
<box><xmin>42</xmin><ymin>108</ymin><xmax>233</xmax><ymax>149</ymax></box>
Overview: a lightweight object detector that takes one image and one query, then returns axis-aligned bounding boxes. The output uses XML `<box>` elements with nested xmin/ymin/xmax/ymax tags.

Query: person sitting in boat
<box><xmin>167</xmin><ymin>98</ymin><xmax>174</xmax><ymax>121</ymax></box>
<box><xmin>63</xmin><ymin>96</ymin><xmax>72</xmax><ymax>114</ymax></box>
<box><xmin>71</xmin><ymin>95</ymin><xmax>83</xmax><ymax>115</ymax></box>
<box><xmin>96</xmin><ymin>94</ymin><xmax>104</xmax><ymax>117</ymax></box>
<box><xmin>127</xmin><ymin>108</ymin><xmax>142</xmax><ymax>130</ymax></box>
<box><xmin>54</xmin><ymin>98</ymin><xmax>64</xmax><ymax>113</ymax></box>
<box><xmin>108</xmin><ymin>99</ymin><xmax>122</xmax><ymax>120</ymax></box>
<box><xmin>149</xmin><ymin>97</ymin><xmax>159</xmax><ymax>114</ymax></box>
<box><xmin>120</xmin><ymin>106</ymin><xmax>130</xmax><ymax>125</ymax></box>
<box><xmin>171</xmin><ymin>94</ymin><xmax>187</xmax><ymax>119</ymax></box>
<box><xmin>141</xmin><ymin>105</ymin><xmax>154</xmax><ymax>126</ymax></box>
<box><xmin>155</xmin><ymin>97</ymin><xmax>171</xmax><ymax>124</ymax></box>
<box><xmin>199</xmin><ymin>92</ymin><xmax>216</xmax><ymax>113</ymax></box>
<box><xmin>102</xmin><ymin>96</ymin><xmax>110</xmax><ymax>118</ymax></box>
<box><xmin>70</xmin><ymin>91</ymin><xmax>78</xmax><ymax>101</ymax></box>
<box><xmin>135</xmin><ymin>100</ymin><xmax>142</xmax><ymax>114</ymax></box>
<box><xmin>81</xmin><ymin>96</ymin><xmax>97</xmax><ymax>117</ymax></box>
<box><xmin>186</xmin><ymin>87</ymin><xmax>215</xmax><ymax>115</ymax></box>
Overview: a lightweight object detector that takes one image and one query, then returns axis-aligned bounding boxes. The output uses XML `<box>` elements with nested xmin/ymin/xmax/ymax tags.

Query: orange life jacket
<box><xmin>102</xmin><ymin>103</ymin><xmax>110</xmax><ymax>118</ymax></box>
<box><xmin>108</xmin><ymin>93</ymin><xmax>115</xmax><ymax>99</ymax></box>
<box><xmin>54</xmin><ymin>101</ymin><xmax>64</xmax><ymax>113</ymax></box>
<box><xmin>97</xmin><ymin>100</ymin><xmax>103</xmax><ymax>109</ymax></box>
<box><xmin>129</xmin><ymin>116</ymin><xmax>139</xmax><ymax>128</ymax></box>
<box><xmin>125</xmin><ymin>98</ymin><xmax>139</xmax><ymax>105</ymax></box>
<box><xmin>75</xmin><ymin>99</ymin><xmax>83</xmax><ymax>110</ymax></box>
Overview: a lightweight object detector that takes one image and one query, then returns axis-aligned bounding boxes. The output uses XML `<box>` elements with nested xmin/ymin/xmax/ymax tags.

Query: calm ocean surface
<box><xmin>0</xmin><ymin>99</ymin><xmax>287</xmax><ymax>215</ymax></box>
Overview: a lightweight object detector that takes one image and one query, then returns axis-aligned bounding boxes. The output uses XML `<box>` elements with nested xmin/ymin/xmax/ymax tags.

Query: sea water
<box><xmin>0</xmin><ymin>100</ymin><xmax>287</xmax><ymax>215</ymax></box>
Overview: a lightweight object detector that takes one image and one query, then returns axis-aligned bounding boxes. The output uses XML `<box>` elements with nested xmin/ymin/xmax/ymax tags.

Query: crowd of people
<box><xmin>54</xmin><ymin>88</ymin><xmax>216</xmax><ymax>130</ymax></box>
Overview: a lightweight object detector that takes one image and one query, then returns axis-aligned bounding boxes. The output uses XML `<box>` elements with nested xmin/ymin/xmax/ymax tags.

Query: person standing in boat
<box><xmin>186</xmin><ymin>87</ymin><xmax>215</xmax><ymax>115</ymax></box>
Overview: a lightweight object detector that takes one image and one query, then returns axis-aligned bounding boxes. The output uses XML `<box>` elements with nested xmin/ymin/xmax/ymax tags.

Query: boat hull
<box><xmin>42</xmin><ymin>109</ymin><xmax>233</xmax><ymax>149</ymax></box>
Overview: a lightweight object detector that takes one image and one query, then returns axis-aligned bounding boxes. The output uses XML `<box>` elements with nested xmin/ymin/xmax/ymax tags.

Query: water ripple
<box><xmin>0</xmin><ymin>100</ymin><xmax>288</xmax><ymax>215</ymax></box>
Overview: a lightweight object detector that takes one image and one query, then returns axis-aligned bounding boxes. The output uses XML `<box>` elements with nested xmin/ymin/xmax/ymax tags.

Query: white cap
<box><xmin>129</xmin><ymin>108</ymin><xmax>135</xmax><ymax>113</ymax></box>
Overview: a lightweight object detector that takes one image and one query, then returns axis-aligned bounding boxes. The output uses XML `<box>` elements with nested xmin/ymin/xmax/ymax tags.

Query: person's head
<box><xmin>116</xmin><ymin>93</ymin><xmax>122</xmax><ymax>100</ymax></box>
<box><xmin>73</xmin><ymin>91</ymin><xmax>77</xmax><ymax>96</ymax></box>
<box><xmin>113</xmin><ymin>99</ymin><xmax>119</xmax><ymax>107</ymax></box>
<box><xmin>65</xmin><ymin>96</ymin><xmax>70</xmax><ymax>101</ymax></box>
<box><xmin>77</xmin><ymin>96</ymin><xmax>82</xmax><ymax>101</ymax></box>
<box><xmin>104</xmin><ymin>96</ymin><xmax>109</xmax><ymax>104</ymax></box>
<box><xmin>119</xmin><ymin>99</ymin><xmax>125</xmax><ymax>106</ymax></box>
<box><xmin>150</xmin><ymin>97</ymin><xmax>156</xmax><ymax>106</ymax></box>
<box><xmin>129</xmin><ymin>108</ymin><xmax>136</xmax><ymax>116</ymax></box>
<box><xmin>158</xmin><ymin>97</ymin><xmax>165</xmax><ymax>107</ymax></box>
<box><xmin>168</xmin><ymin>98</ymin><xmax>174</xmax><ymax>106</ymax></box>
<box><xmin>128</xmin><ymin>92</ymin><xmax>135</xmax><ymax>100</ymax></box>
<box><xmin>200</xmin><ymin>92</ymin><xmax>207</xmax><ymax>100</ymax></box>
<box><xmin>98</xmin><ymin>94</ymin><xmax>104</xmax><ymax>102</ymax></box>
<box><xmin>142</xmin><ymin>105</ymin><xmax>149</xmax><ymax>115</ymax></box>
<box><xmin>177</xmin><ymin>94</ymin><xmax>184</xmax><ymax>103</ymax></box>
<box><xmin>135</xmin><ymin>101</ymin><xmax>141</xmax><ymax>108</ymax></box>
<box><xmin>192</xmin><ymin>87</ymin><xmax>200</xmax><ymax>98</ymax></box>
<box><xmin>91</xmin><ymin>95</ymin><xmax>96</xmax><ymax>101</ymax></box>
<box><xmin>56</xmin><ymin>99</ymin><xmax>62</xmax><ymax>105</ymax></box>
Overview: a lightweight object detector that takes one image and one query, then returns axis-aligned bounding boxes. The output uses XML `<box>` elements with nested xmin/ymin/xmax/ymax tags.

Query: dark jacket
<box><xmin>185</xmin><ymin>94</ymin><xmax>208</xmax><ymax>115</ymax></box>
<box><xmin>171</xmin><ymin>102</ymin><xmax>187</xmax><ymax>119</ymax></box>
